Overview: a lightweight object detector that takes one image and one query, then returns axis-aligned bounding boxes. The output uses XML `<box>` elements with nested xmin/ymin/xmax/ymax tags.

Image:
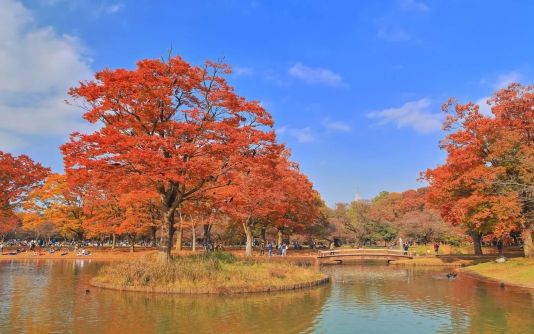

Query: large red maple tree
<box><xmin>423</xmin><ymin>93</ymin><xmax>524</xmax><ymax>255</ymax></box>
<box><xmin>488</xmin><ymin>84</ymin><xmax>534</xmax><ymax>257</ymax></box>
<box><xmin>62</xmin><ymin>56</ymin><xmax>274</xmax><ymax>259</ymax></box>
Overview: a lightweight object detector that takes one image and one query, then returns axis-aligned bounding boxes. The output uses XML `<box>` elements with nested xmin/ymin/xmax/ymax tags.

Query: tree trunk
<box><xmin>203</xmin><ymin>223</ymin><xmax>212</xmax><ymax>243</ymax></box>
<box><xmin>522</xmin><ymin>228</ymin><xmax>533</xmax><ymax>258</ymax></box>
<box><xmin>111</xmin><ymin>233</ymin><xmax>116</xmax><ymax>249</ymax></box>
<box><xmin>243</xmin><ymin>218</ymin><xmax>253</xmax><ymax>257</ymax></box>
<box><xmin>192</xmin><ymin>222</ymin><xmax>197</xmax><ymax>252</ymax></box>
<box><xmin>470</xmin><ymin>231</ymin><xmax>483</xmax><ymax>255</ymax></box>
<box><xmin>129</xmin><ymin>235</ymin><xmax>135</xmax><ymax>253</ymax></box>
<box><xmin>277</xmin><ymin>228</ymin><xmax>283</xmax><ymax>247</ymax></box>
<box><xmin>160</xmin><ymin>209</ymin><xmax>176</xmax><ymax>261</ymax></box>
<box><xmin>175</xmin><ymin>226</ymin><xmax>183</xmax><ymax>251</ymax></box>
<box><xmin>175</xmin><ymin>208</ymin><xmax>184</xmax><ymax>251</ymax></box>
<box><xmin>261</xmin><ymin>227</ymin><xmax>267</xmax><ymax>244</ymax></box>
<box><xmin>150</xmin><ymin>226</ymin><xmax>157</xmax><ymax>247</ymax></box>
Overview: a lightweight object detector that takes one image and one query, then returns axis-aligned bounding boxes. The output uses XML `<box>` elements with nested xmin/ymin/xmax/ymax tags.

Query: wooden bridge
<box><xmin>317</xmin><ymin>248</ymin><xmax>413</xmax><ymax>263</ymax></box>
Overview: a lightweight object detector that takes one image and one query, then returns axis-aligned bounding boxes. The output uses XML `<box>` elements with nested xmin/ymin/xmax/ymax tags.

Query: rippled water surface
<box><xmin>1</xmin><ymin>260</ymin><xmax>533</xmax><ymax>333</ymax></box>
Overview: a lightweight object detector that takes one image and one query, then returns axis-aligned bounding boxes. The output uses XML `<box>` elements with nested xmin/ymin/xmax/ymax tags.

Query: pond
<box><xmin>0</xmin><ymin>260</ymin><xmax>533</xmax><ymax>333</ymax></box>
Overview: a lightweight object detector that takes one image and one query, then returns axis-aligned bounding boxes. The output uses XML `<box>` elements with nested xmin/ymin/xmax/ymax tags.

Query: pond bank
<box><xmin>460</xmin><ymin>258</ymin><xmax>534</xmax><ymax>290</ymax></box>
<box><xmin>390</xmin><ymin>256</ymin><xmax>476</xmax><ymax>266</ymax></box>
<box><xmin>0</xmin><ymin>248</ymin><xmax>158</xmax><ymax>261</ymax></box>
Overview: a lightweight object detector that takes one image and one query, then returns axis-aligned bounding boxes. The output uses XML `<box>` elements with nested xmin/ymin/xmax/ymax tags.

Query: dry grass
<box><xmin>463</xmin><ymin>258</ymin><xmax>534</xmax><ymax>288</ymax></box>
<box><xmin>411</xmin><ymin>244</ymin><xmax>481</xmax><ymax>256</ymax></box>
<box><xmin>390</xmin><ymin>257</ymin><xmax>475</xmax><ymax>266</ymax></box>
<box><xmin>91</xmin><ymin>252</ymin><xmax>328</xmax><ymax>294</ymax></box>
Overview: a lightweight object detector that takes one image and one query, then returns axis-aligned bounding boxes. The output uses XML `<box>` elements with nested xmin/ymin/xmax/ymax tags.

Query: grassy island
<box><xmin>461</xmin><ymin>258</ymin><xmax>534</xmax><ymax>289</ymax></box>
<box><xmin>91</xmin><ymin>252</ymin><xmax>329</xmax><ymax>294</ymax></box>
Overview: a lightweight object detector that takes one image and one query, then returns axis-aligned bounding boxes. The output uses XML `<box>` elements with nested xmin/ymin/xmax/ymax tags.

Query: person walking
<box><xmin>403</xmin><ymin>242</ymin><xmax>409</xmax><ymax>256</ymax></box>
<box><xmin>267</xmin><ymin>242</ymin><xmax>273</xmax><ymax>256</ymax></box>
<box><xmin>260</xmin><ymin>241</ymin><xmax>265</xmax><ymax>256</ymax></box>
<box><xmin>433</xmin><ymin>242</ymin><xmax>440</xmax><ymax>255</ymax></box>
<box><xmin>497</xmin><ymin>239</ymin><xmax>504</xmax><ymax>255</ymax></box>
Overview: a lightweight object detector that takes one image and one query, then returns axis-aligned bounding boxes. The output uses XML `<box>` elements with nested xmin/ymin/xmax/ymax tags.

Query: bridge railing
<box><xmin>317</xmin><ymin>248</ymin><xmax>408</xmax><ymax>258</ymax></box>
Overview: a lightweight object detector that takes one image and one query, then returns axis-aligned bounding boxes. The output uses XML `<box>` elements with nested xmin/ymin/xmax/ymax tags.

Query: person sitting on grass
<box><xmin>77</xmin><ymin>248</ymin><xmax>91</xmax><ymax>256</ymax></box>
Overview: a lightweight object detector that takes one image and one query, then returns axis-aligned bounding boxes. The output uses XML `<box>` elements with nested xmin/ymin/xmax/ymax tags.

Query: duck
<box><xmin>446</xmin><ymin>272</ymin><xmax>457</xmax><ymax>279</ymax></box>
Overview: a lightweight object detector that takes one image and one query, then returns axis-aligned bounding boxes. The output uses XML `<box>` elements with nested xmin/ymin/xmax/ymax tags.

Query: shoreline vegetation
<box><xmin>389</xmin><ymin>257</ymin><xmax>477</xmax><ymax>267</ymax></box>
<box><xmin>90</xmin><ymin>252</ymin><xmax>329</xmax><ymax>295</ymax></box>
<box><xmin>2</xmin><ymin>247</ymin><xmax>531</xmax><ymax>291</ymax></box>
<box><xmin>460</xmin><ymin>258</ymin><xmax>534</xmax><ymax>290</ymax></box>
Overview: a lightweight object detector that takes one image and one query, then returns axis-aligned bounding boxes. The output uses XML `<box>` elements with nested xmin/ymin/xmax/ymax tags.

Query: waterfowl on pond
<box><xmin>446</xmin><ymin>272</ymin><xmax>457</xmax><ymax>279</ymax></box>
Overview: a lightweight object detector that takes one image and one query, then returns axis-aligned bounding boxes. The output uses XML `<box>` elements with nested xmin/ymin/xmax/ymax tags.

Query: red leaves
<box><xmin>0</xmin><ymin>151</ymin><xmax>49</xmax><ymax>212</ymax></box>
<box><xmin>61</xmin><ymin>55</ymin><xmax>297</xmax><ymax>247</ymax></box>
<box><xmin>0</xmin><ymin>151</ymin><xmax>49</xmax><ymax>237</ymax></box>
<box><xmin>424</xmin><ymin>83</ymin><xmax>533</xmax><ymax>237</ymax></box>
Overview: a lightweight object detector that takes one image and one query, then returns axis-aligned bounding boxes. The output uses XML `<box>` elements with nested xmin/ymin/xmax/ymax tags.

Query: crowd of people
<box><xmin>0</xmin><ymin>239</ymin><xmax>96</xmax><ymax>256</ymax></box>
<box><xmin>257</xmin><ymin>241</ymin><xmax>290</xmax><ymax>256</ymax></box>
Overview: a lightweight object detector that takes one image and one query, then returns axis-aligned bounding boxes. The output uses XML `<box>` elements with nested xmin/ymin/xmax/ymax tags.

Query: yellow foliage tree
<box><xmin>23</xmin><ymin>174</ymin><xmax>85</xmax><ymax>240</ymax></box>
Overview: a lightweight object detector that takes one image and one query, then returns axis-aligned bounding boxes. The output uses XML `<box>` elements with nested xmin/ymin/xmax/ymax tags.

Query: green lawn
<box><xmin>464</xmin><ymin>258</ymin><xmax>534</xmax><ymax>288</ymax></box>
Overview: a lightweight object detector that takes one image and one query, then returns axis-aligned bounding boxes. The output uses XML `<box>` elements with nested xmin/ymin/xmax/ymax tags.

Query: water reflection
<box><xmin>317</xmin><ymin>263</ymin><xmax>534</xmax><ymax>333</ymax></box>
<box><xmin>0</xmin><ymin>260</ymin><xmax>329</xmax><ymax>334</ymax></box>
<box><xmin>0</xmin><ymin>260</ymin><xmax>533</xmax><ymax>333</ymax></box>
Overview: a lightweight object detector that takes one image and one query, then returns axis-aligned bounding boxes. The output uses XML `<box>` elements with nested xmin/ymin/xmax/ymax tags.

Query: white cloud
<box><xmin>276</xmin><ymin>126</ymin><xmax>288</xmax><ymax>135</ymax></box>
<box><xmin>493</xmin><ymin>71</ymin><xmax>522</xmax><ymax>90</ymax></box>
<box><xmin>39</xmin><ymin>0</ymin><xmax>124</xmax><ymax>16</ymax></box>
<box><xmin>289</xmin><ymin>127</ymin><xmax>314</xmax><ymax>143</ymax></box>
<box><xmin>376</xmin><ymin>0</ymin><xmax>428</xmax><ymax>43</ymax></box>
<box><xmin>104</xmin><ymin>3</ymin><xmax>123</xmax><ymax>14</ymax></box>
<box><xmin>0</xmin><ymin>0</ymin><xmax>93</xmax><ymax>149</ymax></box>
<box><xmin>368</xmin><ymin>98</ymin><xmax>442</xmax><ymax>133</ymax></box>
<box><xmin>234</xmin><ymin>66</ymin><xmax>254</xmax><ymax>76</ymax></box>
<box><xmin>475</xmin><ymin>71</ymin><xmax>524</xmax><ymax>117</ymax></box>
<box><xmin>321</xmin><ymin>118</ymin><xmax>351</xmax><ymax>132</ymax></box>
<box><xmin>288</xmin><ymin>63</ymin><xmax>343</xmax><ymax>86</ymax></box>
<box><xmin>399</xmin><ymin>0</ymin><xmax>429</xmax><ymax>12</ymax></box>
<box><xmin>475</xmin><ymin>96</ymin><xmax>493</xmax><ymax>116</ymax></box>
<box><xmin>0</xmin><ymin>131</ymin><xmax>24</xmax><ymax>151</ymax></box>
<box><xmin>376</xmin><ymin>24</ymin><xmax>411</xmax><ymax>42</ymax></box>
<box><xmin>277</xmin><ymin>126</ymin><xmax>314</xmax><ymax>143</ymax></box>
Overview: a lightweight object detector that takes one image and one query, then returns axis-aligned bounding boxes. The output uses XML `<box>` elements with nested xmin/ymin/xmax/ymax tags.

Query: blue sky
<box><xmin>1</xmin><ymin>0</ymin><xmax>533</xmax><ymax>205</ymax></box>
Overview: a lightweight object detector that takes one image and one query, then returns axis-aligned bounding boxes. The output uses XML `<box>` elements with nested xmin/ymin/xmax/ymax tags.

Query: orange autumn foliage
<box><xmin>0</xmin><ymin>151</ymin><xmax>49</xmax><ymax>238</ymax></box>
<box><xmin>423</xmin><ymin>84</ymin><xmax>534</xmax><ymax>255</ymax></box>
<box><xmin>22</xmin><ymin>174</ymin><xmax>85</xmax><ymax>239</ymax></box>
<box><xmin>62</xmin><ymin>56</ymin><xmax>276</xmax><ymax>258</ymax></box>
